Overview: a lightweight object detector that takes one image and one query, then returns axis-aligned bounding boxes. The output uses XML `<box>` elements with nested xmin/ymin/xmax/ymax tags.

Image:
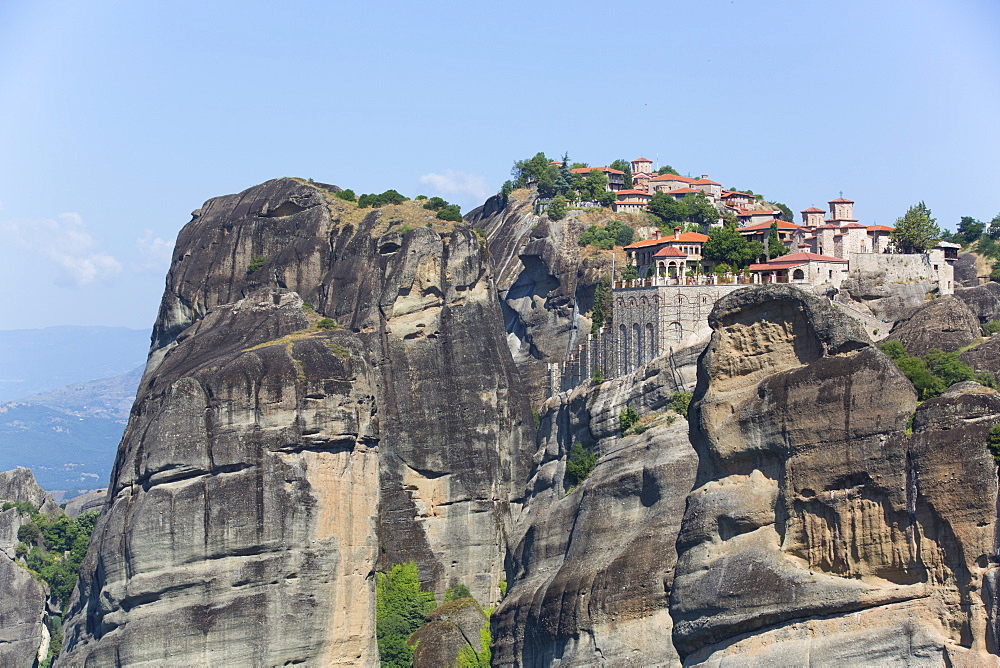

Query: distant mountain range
<box><xmin>0</xmin><ymin>327</ymin><xmax>149</xmax><ymax>490</ymax></box>
<box><xmin>0</xmin><ymin>326</ymin><xmax>149</xmax><ymax>403</ymax></box>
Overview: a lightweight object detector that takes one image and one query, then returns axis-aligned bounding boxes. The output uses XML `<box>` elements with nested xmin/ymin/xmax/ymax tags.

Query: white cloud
<box><xmin>132</xmin><ymin>229</ymin><xmax>173</xmax><ymax>273</ymax></box>
<box><xmin>0</xmin><ymin>212</ymin><xmax>123</xmax><ymax>285</ymax></box>
<box><xmin>418</xmin><ymin>169</ymin><xmax>491</xmax><ymax>203</ymax></box>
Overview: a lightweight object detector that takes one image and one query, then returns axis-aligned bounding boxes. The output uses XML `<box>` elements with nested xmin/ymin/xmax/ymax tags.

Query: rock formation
<box><xmin>671</xmin><ymin>285</ymin><xmax>999</xmax><ymax>665</ymax></box>
<box><xmin>467</xmin><ymin>191</ymin><xmax>613</xmax><ymax>403</ymax></box>
<box><xmin>0</xmin><ymin>468</ymin><xmax>57</xmax><ymax>668</ymax></box>
<box><xmin>59</xmin><ymin>179</ymin><xmax>532</xmax><ymax>665</ymax></box>
<box><xmin>887</xmin><ymin>295</ymin><xmax>982</xmax><ymax>354</ymax></box>
<box><xmin>956</xmin><ymin>281</ymin><xmax>1000</xmax><ymax>325</ymax></box>
<box><xmin>494</xmin><ymin>350</ymin><xmax>701</xmax><ymax>667</ymax></box>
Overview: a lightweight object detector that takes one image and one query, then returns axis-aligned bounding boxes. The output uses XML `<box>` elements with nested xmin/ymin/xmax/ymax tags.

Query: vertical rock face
<box><xmin>671</xmin><ymin>285</ymin><xmax>1000</xmax><ymax>665</ymax></box>
<box><xmin>0</xmin><ymin>468</ymin><xmax>54</xmax><ymax>668</ymax></box>
<box><xmin>494</xmin><ymin>351</ymin><xmax>702</xmax><ymax>667</ymax></box>
<box><xmin>468</xmin><ymin>192</ymin><xmax>612</xmax><ymax>402</ymax></box>
<box><xmin>59</xmin><ymin>179</ymin><xmax>532</xmax><ymax>665</ymax></box>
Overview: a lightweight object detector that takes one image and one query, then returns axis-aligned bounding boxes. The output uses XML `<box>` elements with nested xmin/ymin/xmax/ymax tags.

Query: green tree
<box><xmin>436</xmin><ymin>204</ymin><xmax>463</xmax><ymax>222</ymax></box>
<box><xmin>923</xmin><ymin>348</ymin><xmax>975</xmax><ymax>387</ymax></box>
<box><xmin>423</xmin><ymin>196</ymin><xmax>447</xmax><ymax>210</ymax></box>
<box><xmin>878</xmin><ymin>340</ymin><xmax>907</xmax><ymax>360</ymax></box>
<box><xmin>547</xmin><ymin>195</ymin><xmax>568</xmax><ymax>221</ymax></box>
<box><xmin>668</xmin><ymin>391</ymin><xmax>692</xmax><ymax>416</ymax></box>
<box><xmin>767</xmin><ymin>221</ymin><xmax>788</xmax><ymax>259</ymax></box>
<box><xmin>565</xmin><ymin>442</ymin><xmax>599</xmax><ymax>487</ymax></box>
<box><xmin>555</xmin><ymin>153</ymin><xmax>573</xmax><ymax>194</ymax></box>
<box><xmin>987</xmin><ymin>213</ymin><xmax>1000</xmax><ymax>240</ymax></box>
<box><xmin>956</xmin><ymin>216</ymin><xmax>985</xmax><ymax>245</ymax></box>
<box><xmin>683</xmin><ymin>192</ymin><xmax>719</xmax><ymax>228</ymax></box>
<box><xmin>619</xmin><ymin>406</ymin><xmax>640</xmax><ymax>435</ymax></box>
<box><xmin>622</xmin><ymin>261</ymin><xmax>638</xmax><ymax>280</ymax></box>
<box><xmin>512</xmin><ymin>152</ymin><xmax>550</xmax><ymax>188</ymax></box>
<box><xmin>537</xmin><ymin>166</ymin><xmax>557</xmax><ymax>197</ymax></box>
<box><xmin>890</xmin><ymin>202</ymin><xmax>941</xmax><ymax>253</ymax></box>
<box><xmin>335</xmin><ymin>188</ymin><xmax>356</xmax><ymax>202</ymax></box>
<box><xmin>583</xmin><ymin>169</ymin><xmax>609</xmax><ymax>200</ymax></box>
<box><xmin>702</xmin><ymin>223</ymin><xmax>764</xmax><ymax>269</ymax></box>
<box><xmin>895</xmin><ymin>356</ymin><xmax>947</xmax><ymax>400</ymax></box>
<box><xmin>656</xmin><ymin>165</ymin><xmax>679</xmax><ymax>175</ymax></box>
<box><xmin>772</xmin><ymin>202</ymin><xmax>794</xmax><ymax>222</ymax></box>
<box><xmin>444</xmin><ymin>584</ymin><xmax>473</xmax><ymax>602</ymax></box>
<box><xmin>591</xmin><ymin>275</ymin><xmax>612</xmax><ymax>335</ymax></box>
<box><xmin>376</xmin><ymin>561</ymin><xmax>435</xmax><ymax>668</ymax></box>
<box><xmin>648</xmin><ymin>192</ymin><xmax>688</xmax><ymax>226</ymax></box>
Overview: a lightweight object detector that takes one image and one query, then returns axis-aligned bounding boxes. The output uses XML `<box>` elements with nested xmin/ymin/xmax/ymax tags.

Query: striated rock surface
<box><xmin>954</xmin><ymin>253</ymin><xmax>983</xmax><ymax>287</ymax></box>
<box><xmin>63</xmin><ymin>490</ymin><xmax>106</xmax><ymax>519</ymax></box>
<box><xmin>0</xmin><ymin>468</ymin><xmax>53</xmax><ymax>668</ymax></box>
<box><xmin>961</xmin><ymin>335</ymin><xmax>1000</xmax><ymax>376</ymax></box>
<box><xmin>468</xmin><ymin>191</ymin><xmax>614</xmax><ymax>403</ymax></box>
<box><xmin>888</xmin><ymin>295</ymin><xmax>981</xmax><ymax>355</ymax></box>
<box><xmin>837</xmin><ymin>272</ymin><xmax>933</xmax><ymax>324</ymax></box>
<box><xmin>671</xmin><ymin>285</ymin><xmax>1000</xmax><ymax>665</ymax></box>
<box><xmin>495</xmin><ymin>350</ymin><xmax>701</xmax><ymax>667</ymax></box>
<box><xmin>59</xmin><ymin>178</ymin><xmax>532</xmax><ymax>665</ymax></box>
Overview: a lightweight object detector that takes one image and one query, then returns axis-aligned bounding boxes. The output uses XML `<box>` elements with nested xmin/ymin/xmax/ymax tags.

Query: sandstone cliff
<box><xmin>671</xmin><ymin>285</ymin><xmax>1000</xmax><ymax>665</ymax></box>
<box><xmin>59</xmin><ymin>179</ymin><xmax>532</xmax><ymax>665</ymax></box>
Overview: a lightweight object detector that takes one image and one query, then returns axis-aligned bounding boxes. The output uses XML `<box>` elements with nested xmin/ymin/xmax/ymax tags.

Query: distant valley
<box><xmin>0</xmin><ymin>327</ymin><xmax>147</xmax><ymax>490</ymax></box>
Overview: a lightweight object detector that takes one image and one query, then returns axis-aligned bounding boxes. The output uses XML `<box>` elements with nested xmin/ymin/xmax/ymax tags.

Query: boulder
<box><xmin>953</xmin><ymin>252</ymin><xmax>982</xmax><ymax>287</ymax></box>
<box><xmin>410</xmin><ymin>598</ymin><xmax>488</xmax><ymax>668</ymax></box>
<box><xmin>887</xmin><ymin>295</ymin><xmax>981</xmax><ymax>355</ymax></box>
<box><xmin>63</xmin><ymin>489</ymin><xmax>106</xmax><ymax>519</ymax></box>
<box><xmin>955</xmin><ymin>280</ymin><xmax>1000</xmax><ymax>324</ymax></box>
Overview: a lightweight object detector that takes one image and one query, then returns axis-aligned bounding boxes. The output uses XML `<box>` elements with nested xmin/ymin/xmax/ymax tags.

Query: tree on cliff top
<box><xmin>767</xmin><ymin>221</ymin><xmax>789</xmax><ymax>259</ymax></box>
<box><xmin>891</xmin><ymin>202</ymin><xmax>941</xmax><ymax>253</ymax></box>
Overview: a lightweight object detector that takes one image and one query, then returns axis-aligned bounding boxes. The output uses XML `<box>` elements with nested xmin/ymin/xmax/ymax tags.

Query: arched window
<box><xmin>633</xmin><ymin>323</ymin><xmax>642</xmax><ymax>370</ymax></box>
<box><xmin>618</xmin><ymin>324</ymin><xmax>629</xmax><ymax>376</ymax></box>
<box><xmin>669</xmin><ymin>321</ymin><xmax>682</xmax><ymax>342</ymax></box>
<box><xmin>646</xmin><ymin>322</ymin><xmax>656</xmax><ymax>362</ymax></box>
<box><xmin>793</xmin><ymin>268</ymin><xmax>805</xmax><ymax>280</ymax></box>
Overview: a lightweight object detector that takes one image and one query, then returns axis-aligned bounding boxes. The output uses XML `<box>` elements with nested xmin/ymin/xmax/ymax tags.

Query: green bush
<box><xmin>923</xmin><ymin>348</ymin><xmax>975</xmax><ymax>387</ymax></box>
<box><xmin>879</xmin><ymin>340</ymin><xmax>906</xmax><ymax>360</ymax></box>
<box><xmin>895</xmin><ymin>356</ymin><xmax>947</xmax><ymax>400</ymax></box>
<box><xmin>246</xmin><ymin>256</ymin><xmax>267</xmax><ymax>275</ymax></box>
<box><xmin>423</xmin><ymin>196</ymin><xmax>447</xmax><ymax>210</ymax></box>
<box><xmin>444</xmin><ymin>583</ymin><xmax>472</xmax><ymax>602</ymax></box>
<box><xmin>334</xmin><ymin>188</ymin><xmax>356</xmax><ymax>202</ymax></box>
<box><xmin>357</xmin><ymin>189</ymin><xmax>408</xmax><ymax>209</ymax></box>
<box><xmin>578</xmin><ymin>220</ymin><xmax>634</xmax><ymax>249</ymax></box>
<box><xmin>988</xmin><ymin>424</ymin><xmax>1000</xmax><ymax>462</ymax></box>
<box><xmin>316</xmin><ymin>318</ymin><xmax>338</xmax><ymax>330</ymax></box>
<box><xmin>565</xmin><ymin>442</ymin><xmax>598</xmax><ymax>487</ymax></box>
<box><xmin>436</xmin><ymin>204</ymin><xmax>463</xmax><ymax>222</ymax></box>
<box><xmin>17</xmin><ymin>522</ymin><xmax>40</xmax><ymax>544</ymax></box>
<box><xmin>547</xmin><ymin>195</ymin><xmax>568</xmax><ymax>221</ymax></box>
<box><xmin>985</xmin><ymin>321</ymin><xmax>1000</xmax><ymax>336</ymax></box>
<box><xmin>619</xmin><ymin>406</ymin><xmax>640</xmax><ymax>435</ymax></box>
<box><xmin>668</xmin><ymin>391</ymin><xmax>692</xmax><ymax>416</ymax></box>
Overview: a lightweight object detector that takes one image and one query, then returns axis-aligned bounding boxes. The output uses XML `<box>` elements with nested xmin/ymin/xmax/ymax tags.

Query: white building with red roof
<box><xmin>748</xmin><ymin>252</ymin><xmax>849</xmax><ymax>287</ymax></box>
<box><xmin>569</xmin><ymin>166</ymin><xmax>625</xmax><ymax>191</ymax></box>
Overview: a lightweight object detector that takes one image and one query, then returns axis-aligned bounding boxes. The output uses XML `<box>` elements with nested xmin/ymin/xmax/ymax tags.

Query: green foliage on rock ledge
<box><xmin>565</xmin><ymin>442</ymin><xmax>598</xmax><ymax>488</ymax></box>
<box><xmin>579</xmin><ymin>220</ymin><xmax>634</xmax><ymax>250</ymax></box>
<box><xmin>619</xmin><ymin>406</ymin><xmax>640</xmax><ymax>435</ymax></box>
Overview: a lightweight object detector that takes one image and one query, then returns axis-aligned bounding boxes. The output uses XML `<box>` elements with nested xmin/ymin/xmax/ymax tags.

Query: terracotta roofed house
<box><xmin>748</xmin><ymin>251</ymin><xmax>849</xmax><ymax>287</ymax></box>
<box><xmin>569</xmin><ymin>166</ymin><xmax>625</xmax><ymax>191</ymax></box>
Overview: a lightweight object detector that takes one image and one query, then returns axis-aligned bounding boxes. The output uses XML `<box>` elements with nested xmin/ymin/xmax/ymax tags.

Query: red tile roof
<box><xmin>738</xmin><ymin>220</ymin><xmax>801</xmax><ymax>232</ymax></box>
<box><xmin>692</xmin><ymin>178</ymin><xmax>721</xmax><ymax>185</ymax></box>
<box><xmin>632</xmin><ymin>157</ymin><xmax>653</xmax><ymax>163</ymax></box>
<box><xmin>570</xmin><ymin>166</ymin><xmax>625</xmax><ymax>175</ymax></box>
<box><xmin>868</xmin><ymin>225</ymin><xmax>894</xmax><ymax>232</ymax></box>
<box><xmin>800</xmin><ymin>207</ymin><xmax>825</xmax><ymax>213</ymax></box>
<box><xmin>749</xmin><ymin>261</ymin><xmax>807</xmax><ymax>272</ymax></box>
<box><xmin>828</xmin><ymin>197</ymin><xmax>854</xmax><ymax>203</ymax></box>
<box><xmin>751</xmin><ymin>251</ymin><xmax>848</xmax><ymax>268</ymax></box>
<box><xmin>736</xmin><ymin>209</ymin><xmax>780</xmax><ymax>217</ymax></box>
<box><xmin>623</xmin><ymin>238</ymin><xmax>668</xmax><ymax>249</ymax></box>
<box><xmin>665</xmin><ymin>187</ymin><xmax>702</xmax><ymax>195</ymax></box>
<box><xmin>653</xmin><ymin>246</ymin><xmax>688</xmax><ymax>258</ymax></box>
<box><xmin>649</xmin><ymin>173</ymin><xmax>695</xmax><ymax>182</ymax></box>
<box><xmin>668</xmin><ymin>232</ymin><xmax>710</xmax><ymax>242</ymax></box>
<box><xmin>723</xmin><ymin>191</ymin><xmax>752</xmax><ymax>198</ymax></box>
<box><xmin>616</xmin><ymin>189</ymin><xmax>652</xmax><ymax>197</ymax></box>
<box><xmin>843</xmin><ymin>223</ymin><xmax>866</xmax><ymax>229</ymax></box>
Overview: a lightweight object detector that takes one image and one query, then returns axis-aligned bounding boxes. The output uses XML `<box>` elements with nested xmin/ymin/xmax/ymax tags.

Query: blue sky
<box><xmin>1</xmin><ymin>0</ymin><xmax>997</xmax><ymax>330</ymax></box>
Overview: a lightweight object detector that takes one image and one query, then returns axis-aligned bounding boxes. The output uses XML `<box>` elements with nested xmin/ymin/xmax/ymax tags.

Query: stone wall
<box><xmin>849</xmin><ymin>252</ymin><xmax>954</xmax><ymax>295</ymax></box>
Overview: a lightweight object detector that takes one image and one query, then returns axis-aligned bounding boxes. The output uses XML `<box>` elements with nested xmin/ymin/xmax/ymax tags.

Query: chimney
<box><xmin>700</xmin><ymin>174</ymin><xmax>709</xmax><ymax>180</ymax></box>
<box><xmin>652</xmin><ymin>228</ymin><xmax>661</xmax><ymax>240</ymax></box>
<box><xmin>674</xmin><ymin>226</ymin><xmax>682</xmax><ymax>240</ymax></box>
